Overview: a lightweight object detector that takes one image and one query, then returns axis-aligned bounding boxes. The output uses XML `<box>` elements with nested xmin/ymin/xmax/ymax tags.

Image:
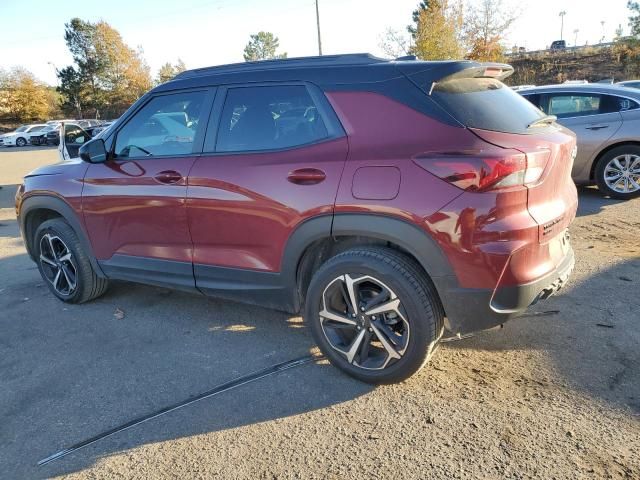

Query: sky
<box><xmin>0</xmin><ymin>0</ymin><xmax>632</xmax><ymax>86</ymax></box>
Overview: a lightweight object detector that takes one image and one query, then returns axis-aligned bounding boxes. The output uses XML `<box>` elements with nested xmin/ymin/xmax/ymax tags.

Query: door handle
<box><xmin>154</xmin><ymin>170</ymin><xmax>183</xmax><ymax>184</ymax></box>
<box><xmin>585</xmin><ymin>124</ymin><xmax>609</xmax><ymax>130</ymax></box>
<box><xmin>287</xmin><ymin>168</ymin><xmax>326</xmax><ymax>185</ymax></box>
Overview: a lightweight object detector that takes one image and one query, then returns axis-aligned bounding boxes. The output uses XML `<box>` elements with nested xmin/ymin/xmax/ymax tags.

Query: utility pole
<box><xmin>573</xmin><ymin>29</ymin><xmax>579</xmax><ymax>46</ymax></box>
<box><xmin>600</xmin><ymin>20</ymin><xmax>606</xmax><ymax>43</ymax></box>
<box><xmin>559</xmin><ymin>10</ymin><xmax>566</xmax><ymax>40</ymax></box>
<box><xmin>315</xmin><ymin>0</ymin><xmax>322</xmax><ymax>56</ymax></box>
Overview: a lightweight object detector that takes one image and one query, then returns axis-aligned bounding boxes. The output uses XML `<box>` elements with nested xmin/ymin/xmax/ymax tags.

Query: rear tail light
<box><xmin>414</xmin><ymin>149</ymin><xmax>550</xmax><ymax>192</ymax></box>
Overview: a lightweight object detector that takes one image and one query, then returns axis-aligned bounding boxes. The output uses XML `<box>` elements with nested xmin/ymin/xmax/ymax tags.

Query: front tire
<box><xmin>595</xmin><ymin>146</ymin><xmax>640</xmax><ymax>200</ymax></box>
<box><xmin>34</xmin><ymin>219</ymin><xmax>108</xmax><ymax>303</ymax></box>
<box><xmin>305</xmin><ymin>247</ymin><xmax>444</xmax><ymax>384</ymax></box>
<box><xmin>16</xmin><ymin>137</ymin><xmax>27</xmax><ymax>147</ymax></box>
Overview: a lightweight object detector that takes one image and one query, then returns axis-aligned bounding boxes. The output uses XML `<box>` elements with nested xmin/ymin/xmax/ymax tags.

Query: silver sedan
<box><xmin>519</xmin><ymin>84</ymin><xmax>640</xmax><ymax>199</ymax></box>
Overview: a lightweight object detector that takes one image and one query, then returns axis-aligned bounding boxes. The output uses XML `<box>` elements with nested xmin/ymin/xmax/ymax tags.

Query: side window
<box><xmin>600</xmin><ymin>94</ymin><xmax>640</xmax><ymax>113</ymax></box>
<box><xmin>216</xmin><ymin>85</ymin><xmax>328</xmax><ymax>152</ymax></box>
<box><xmin>115</xmin><ymin>91</ymin><xmax>206</xmax><ymax>158</ymax></box>
<box><xmin>545</xmin><ymin>93</ymin><xmax>601</xmax><ymax>118</ymax></box>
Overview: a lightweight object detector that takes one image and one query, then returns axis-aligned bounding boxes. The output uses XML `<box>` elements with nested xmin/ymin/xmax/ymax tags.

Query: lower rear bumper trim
<box><xmin>436</xmin><ymin>246</ymin><xmax>575</xmax><ymax>335</ymax></box>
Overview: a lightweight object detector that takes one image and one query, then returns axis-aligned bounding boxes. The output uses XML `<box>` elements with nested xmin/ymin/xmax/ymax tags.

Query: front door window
<box><xmin>115</xmin><ymin>91</ymin><xmax>206</xmax><ymax>158</ymax></box>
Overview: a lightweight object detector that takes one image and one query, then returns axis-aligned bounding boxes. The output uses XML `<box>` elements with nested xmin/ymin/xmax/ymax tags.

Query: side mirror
<box><xmin>79</xmin><ymin>138</ymin><xmax>108</xmax><ymax>163</ymax></box>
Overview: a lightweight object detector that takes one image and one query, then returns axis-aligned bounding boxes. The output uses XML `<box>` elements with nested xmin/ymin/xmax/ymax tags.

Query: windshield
<box><xmin>15</xmin><ymin>126</ymin><xmax>27</xmax><ymax>132</ymax></box>
<box><xmin>431</xmin><ymin>77</ymin><xmax>548</xmax><ymax>134</ymax></box>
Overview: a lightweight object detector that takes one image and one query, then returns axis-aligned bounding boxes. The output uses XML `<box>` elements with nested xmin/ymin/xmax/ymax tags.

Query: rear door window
<box><xmin>431</xmin><ymin>77</ymin><xmax>547</xmax><ymax>134</ymax></box>
<box><xmin>538</xmin><ymin>93</ymin><xmax>638</xmax><ymax>118</ymax></box>
<box><xmin>544</xmin><ymin>93</ymin><xmax>601</xmax><ymax>118</ymax></box>
<box><xmin>215</xmin><ymin>85</ymin><xmax>329</xmax><ymax>152</ymax></box>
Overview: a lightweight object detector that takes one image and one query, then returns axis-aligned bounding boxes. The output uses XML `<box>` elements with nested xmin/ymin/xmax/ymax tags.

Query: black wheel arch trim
<box><xmin>329</xmin><ymin>213</ymin><xmax>454</xmax><ymax>278</ymax></box>
<box><xmin>280</xmin><ymin>213</ymin><xmax>456</xmax><ymax>313</ymax></box>
<box><xmin>19</xmin><ymin>195</ymin><xmax>106</xmax><ymax>278</ymax></box>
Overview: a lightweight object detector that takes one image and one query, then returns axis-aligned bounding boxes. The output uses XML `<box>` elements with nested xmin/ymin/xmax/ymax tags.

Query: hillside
<box><xmin>505</xmin><ymin>44</ymin><xmax>640</xmax><ymax>86</ymax></box>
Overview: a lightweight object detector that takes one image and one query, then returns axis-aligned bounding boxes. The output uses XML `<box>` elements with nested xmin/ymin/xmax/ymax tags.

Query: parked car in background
<box><xmin>511</xmin><ymin>84</ymin><xmax>536</xmax><ymax>91</ymax></box>
<box><xmin>29</xmin><ymin>124</ymin><xmax>59</xmax><ymax>146</ymax></box>
<box><xmin>67</xmin><ymin>119</ymin><xmax>104</xmax><ymax>138</ymax></box>
<box><xmin>550</xmin><ymin>40</ymin><xmax>566</xmax><ymax>51</ymax></box>
<box><xmin>46</xmin><ymin>128</ymin><xmax>61</xmax><ymax>146</ymax></box>
<box><xmin>616</xmin><ymin>80</ymin><xmax>640</xmax><ymax>89</ymax></box>
<box><xmin>16</xmin><ymin>54</ymin><xmax>578</xmax><ymax>383</ymax></box>
<box><xmin>76</xmin><ymin>119</ymin><xmax>103</xmax><ymax>130</ymax></box>
<box><xmin>520</xmin><ymin>84</ymin><xmax>640</xmax><ymax>199</ymax></box>
<box><xmin>2</xmin><ymin>124</ymin><xmax>47</xmax><ymax>147</ymax></box>
<box><xmin>90</xmin><ymin>120</ymin><xmax>116</xmax><ymax>137</ymax></box>
<box><xmin>47</xmin><ymin>119</ymin><xmax>74</xmax><ymax>126</ymax></box>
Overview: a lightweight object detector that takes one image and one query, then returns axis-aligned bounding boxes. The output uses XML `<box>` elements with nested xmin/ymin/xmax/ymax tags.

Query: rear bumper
<box><xmin>437</xmin><ymin>245</ymin><xmax>575</xmax><ymax>335</ymax></box>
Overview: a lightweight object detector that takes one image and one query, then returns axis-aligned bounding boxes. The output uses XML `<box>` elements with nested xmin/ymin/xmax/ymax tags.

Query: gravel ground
<box><xmin>0</xmin><ymin>147</ymin><xmax>638</xmax><ymax>479</ymax></box>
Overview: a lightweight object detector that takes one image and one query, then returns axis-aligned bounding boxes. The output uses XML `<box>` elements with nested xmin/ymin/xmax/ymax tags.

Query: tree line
<box><xmin>380</xmin><ymin>0</ymin><xmax>518</xmax><ymax>62</ymax></box>
<box><xmin>0</xmin><ymin>18</ymin><xmax>186</xmax><ymax>124</ymax></box>
<box><xmin>0</xmin><ymin>20</ymin><xmax>290</xmax><ymax>125</ymax></box>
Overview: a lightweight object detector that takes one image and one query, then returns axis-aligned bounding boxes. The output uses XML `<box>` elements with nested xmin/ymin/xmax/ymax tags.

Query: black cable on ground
<box><xmin>38</xmin><ymin>355</ymin><xmax>318</xmax><ymax>466</ymax></box>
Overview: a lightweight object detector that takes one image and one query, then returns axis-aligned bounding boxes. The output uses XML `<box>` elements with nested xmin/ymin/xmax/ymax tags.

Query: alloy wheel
<box><xmin>39</xmin><ymin>233</ymin><xmax>78</xmax><ymax>296</ymax></box>
<box><xmin>604</xmin><ymin>154</ymin><xmax>640</xmax><ymax>194</ymax></box>
<box><xmin>319</xmin><ymin>274</ymin><xmax>410</xmax><ymax>370</ymax></box>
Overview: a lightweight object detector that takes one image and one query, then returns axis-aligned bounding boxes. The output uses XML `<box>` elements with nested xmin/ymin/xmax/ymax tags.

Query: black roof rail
<box><xmin>174</xmin><ymin>53</ymin><xmax>388</xmax><ymax>79</ymax></box>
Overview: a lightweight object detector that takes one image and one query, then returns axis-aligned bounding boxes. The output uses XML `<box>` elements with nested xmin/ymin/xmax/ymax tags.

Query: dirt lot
<box><xmin>1</xmin><ymin>147</ymin><xmax>638</xmax><ymax>479</ymax></box>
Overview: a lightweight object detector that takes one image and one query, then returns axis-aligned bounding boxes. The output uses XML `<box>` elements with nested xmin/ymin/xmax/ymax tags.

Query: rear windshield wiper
<box><xmin>527</xmin><ymin>114</ymin><xmax>557</xmax><ymax>129</ymax></box>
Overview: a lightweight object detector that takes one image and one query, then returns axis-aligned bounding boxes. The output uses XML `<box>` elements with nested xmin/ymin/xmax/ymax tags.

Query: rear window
<box><xmin>431</xmin><ymin>78</ymin><xmax>547</xmax><ymax>134</ymax></box>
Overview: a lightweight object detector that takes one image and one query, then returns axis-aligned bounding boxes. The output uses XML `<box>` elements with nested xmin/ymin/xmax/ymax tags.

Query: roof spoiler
<box><xmin>438</xmin><ymin>63</ymin><xmax>514</xmax><ymax>82</ymax></box>
<box><xmin>396</xmin><ymin>60</ymin><xmax>514</xmax><ymax>96</ymax></box>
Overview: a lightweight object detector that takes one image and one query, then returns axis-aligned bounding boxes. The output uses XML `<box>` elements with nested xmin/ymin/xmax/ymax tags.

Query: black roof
<box><xmin>174</xmin><ymin>53</ymin><xmax>388</xmax><ymax>79</ymax></box>
<box><xmin>155</xmin><ymin>53</ymin><xmax>499</xmax><ymax>94</ymax></box>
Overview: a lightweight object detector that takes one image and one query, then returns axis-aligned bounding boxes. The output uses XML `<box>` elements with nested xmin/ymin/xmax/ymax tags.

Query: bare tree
<box><xmin>378</xmin><ymin>28</ymin><xmax>410</xmax><ymax>58</ymax></box>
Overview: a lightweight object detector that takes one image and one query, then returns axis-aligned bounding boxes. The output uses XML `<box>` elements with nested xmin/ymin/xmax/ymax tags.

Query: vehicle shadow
<box><xmin>0</xmin><ymin>268</ymin><xmax>373</xmax><ymax>479</ymax></box>
<box><xmin>441</xmin><ymin>257</ymin><xmax>640</xmax><ymax>414</ymax></box>
<box><xmin>576</xmin><ymin>185</ymin><xmax>626</xmax><ymax>217</ymax></box>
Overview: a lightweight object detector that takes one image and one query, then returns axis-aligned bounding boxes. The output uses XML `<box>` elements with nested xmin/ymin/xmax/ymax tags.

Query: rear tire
<box><xmin>594</xmin><ymin>146</ymin><xmax>640</xmax><ymax>200</ymax></box>
<box><xmin>305</xmin><ymin>247</ymin><xmax>444</xmax><ymax>384</ymax></box>
<box><xmin>34</xmin><ymin>219</ymin><xmax>108</xmax><ymax>303</ymax></box>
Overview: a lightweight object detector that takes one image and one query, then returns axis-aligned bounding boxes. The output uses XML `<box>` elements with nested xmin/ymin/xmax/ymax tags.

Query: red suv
<box><xmin>16</xmin><ymin>54</ymin><xmax>577</xmax><ymax>383</ymax></box>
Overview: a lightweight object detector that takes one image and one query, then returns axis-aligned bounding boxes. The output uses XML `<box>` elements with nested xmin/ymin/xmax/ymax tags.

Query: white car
<box><xmin>2</xmin><ymin>124</ymin><xmax>48</xmax><ymax>147</ymax></box>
